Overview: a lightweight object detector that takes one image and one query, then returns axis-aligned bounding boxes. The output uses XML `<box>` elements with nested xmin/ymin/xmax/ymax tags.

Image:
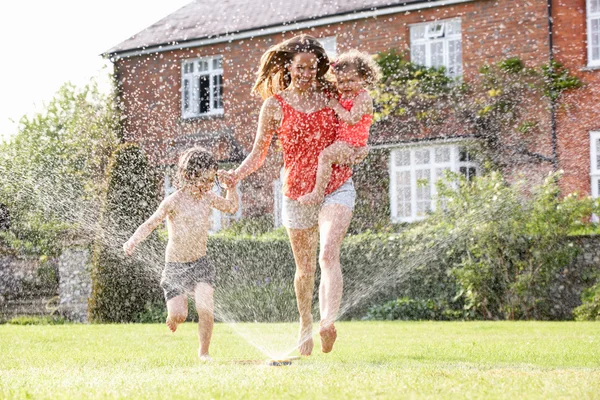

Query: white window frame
<box><xmin>273</xmin><ymin>167</ymin><xmax>285</xmax><ymax>228</ymax></box>
<box><xmin>318</xmin><ymin>36</ymin><xmax>337</xmax><ymax>60</ymax></box>
<box><xmin>181</xmin><ymin>55</ymin><xmax>224</xmax><ymax>119</ymax></box>
<box><xmin>389</xmin><ymin>142</ymin><xmax>479</xmax><ymax>223</ymax></box>
<box><xmin>409</xmin><ymin>18</ymin><xmax>462</xmax><ymax>78</ymax></box>
<box><xmin>588</xmin><ymin>0</ymin><xmax>600</xmax><ymax>67</ymax></box>
<box><xmin>590</xmin><ymin>131</ymin><xmax>600</xmax><ymax>199</ymax></box>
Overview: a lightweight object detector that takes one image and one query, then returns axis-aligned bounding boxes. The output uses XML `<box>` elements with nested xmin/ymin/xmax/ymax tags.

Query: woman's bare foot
<box><xmin>298</xmin><ymin>324</ymin><xmax>314</xmax><ymax>356</ymax></box>
<box><xmin>198</xmin><ymin>353</ymin><xmax>212</xmax><ymax>362</ymax></box>
<box><xmin>320</xmin><ymin>323</ymin><xmax>337</xmax><ymax>353</ymax></box>
<box><xmin>166</xmin><ymin>315</ymin><xmax>184</xmax><ymax>333</ymax></box>
<box><xmin>297</xmin><ymin>191</ymin><xmax>323</xmax><ymax>205</ymax></box>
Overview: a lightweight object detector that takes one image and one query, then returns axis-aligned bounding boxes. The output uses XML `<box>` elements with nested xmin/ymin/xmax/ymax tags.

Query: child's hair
<box><xmin>252</xmin><ymin>34</ymin><xmax>335</xmax><ymax>99</ymax></box>
<box><xmin>331</xmin><ymin>49</ymin><xmax>383</xmax><ymax>88</ymax></box>
<box><xmin>175</xmin><ymin>147</ymin><xmax>218</xmax><ymax>189</ymax></box>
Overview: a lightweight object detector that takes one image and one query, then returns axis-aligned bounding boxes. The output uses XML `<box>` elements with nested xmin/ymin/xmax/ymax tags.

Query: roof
<box><xmin>106</xmin><ymin>0</ymin><xmax>438</xmax><ymax>55</ymax></box>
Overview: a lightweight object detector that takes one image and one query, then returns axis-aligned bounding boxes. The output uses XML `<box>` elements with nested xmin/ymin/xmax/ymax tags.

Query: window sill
<box><xmin>581</xmin><ymin>64</ymin><xmax>600</xmax><ymax>72</ymax></box>
<box><xmin>180</xmin><ymin>113</ymin><xmax>225</xmax><ymax>122</ymax></box>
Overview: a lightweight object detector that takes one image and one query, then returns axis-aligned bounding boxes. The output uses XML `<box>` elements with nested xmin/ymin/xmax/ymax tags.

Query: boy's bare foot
<box><xmin>297</xmin><ymin>192</ymin><xmax>323</xmax><ymax>205</ymax></box>
<box><xmin>198</xmin><ymin>353</ymin><xmax>212</xmax><ymax>362</ymax></box>
<box><xmin>166</xmin><ymin>315</ymin><xmax>182</xmax><ymax>333</ymax></box>
<box><xmin>320</xmin><ymin>323</ymin><xmax>337</xmax><ymax>353</ymax></box>
<box><xmin>298</xmin><ymin>324</ymin><xmax>314</xmax><ymax>356</ymax></box>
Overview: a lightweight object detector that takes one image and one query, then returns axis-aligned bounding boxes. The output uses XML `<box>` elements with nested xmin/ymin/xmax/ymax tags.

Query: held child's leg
<box><xmin>166</xmin><ymin>295</ymin><xmax>188</xmax><ymax>333</ymax></box>
<box><xmin>194</xmin><ymin>282</ymin><xmax>215</xmax><ymax>359</ymax></box>
<box><xmin>298</xmin><ymin>142</ymin><xmax>358</xmax><ymax>205</ymax></box>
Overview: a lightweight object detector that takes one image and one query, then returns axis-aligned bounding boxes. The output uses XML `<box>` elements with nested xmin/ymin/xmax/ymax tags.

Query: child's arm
<box><xmin>328</xmin><ymin>91</ymin><xmax>373</xmax><ymax>125</ymax></box>
<box><xmin>206</xmin><ymin>178</ymin><xmax>239</xmax><ymax>214</ymax></box>
<box><xmin>123</xmin><ymin>199</ymin><xmax>171</xmax><ymax>256</ymax></box>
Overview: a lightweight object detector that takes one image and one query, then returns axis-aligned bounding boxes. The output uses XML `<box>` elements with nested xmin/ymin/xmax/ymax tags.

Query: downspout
<box><xmin>548</xmin><ymin>0</ymin><xmax>559</xmax><ymax>171</ymax></box>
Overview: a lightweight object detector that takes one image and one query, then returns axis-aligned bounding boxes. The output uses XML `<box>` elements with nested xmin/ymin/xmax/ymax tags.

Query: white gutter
<box><xmin>109</xmin><ymin>0</ymin><xmax>475</xmax><ymax>60</ymax></box>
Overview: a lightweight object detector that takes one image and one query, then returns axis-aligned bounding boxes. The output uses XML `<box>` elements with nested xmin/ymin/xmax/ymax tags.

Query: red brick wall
<box><xmin>114</xmin><ymin>0</ymin><xmax>579</xmax><ymax>216</ymax></box>
<box><xmin>553</xmin><ymin>0</ymin><xmax>600</xmax><ymax>195</ymax></box>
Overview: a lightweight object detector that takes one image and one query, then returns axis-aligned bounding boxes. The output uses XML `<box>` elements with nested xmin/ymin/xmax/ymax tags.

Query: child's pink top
<box><xmin>336</xmin><ymin>90</ymin><xmax>373</xmax><ymax>147</ymax></box>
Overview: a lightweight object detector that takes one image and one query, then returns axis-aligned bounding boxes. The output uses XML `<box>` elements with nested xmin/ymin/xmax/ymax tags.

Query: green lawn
<box><xmin>1</xmin><ymin>321</ymin><xmax>599</xmax><ymax>399</ymax></box>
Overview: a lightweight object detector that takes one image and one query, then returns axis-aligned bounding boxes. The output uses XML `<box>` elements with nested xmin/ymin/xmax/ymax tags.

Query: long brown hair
<box><xmin>252</xmin><ymin>35</ymin><xmax>333</xmax><ymax>99</ymax></box>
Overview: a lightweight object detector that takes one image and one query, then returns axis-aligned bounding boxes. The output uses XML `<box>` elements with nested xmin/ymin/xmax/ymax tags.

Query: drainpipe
<box><xmin>548</xmin><ymin>0</ymin><xmax>559</xmax><ymax>171</ymax></box>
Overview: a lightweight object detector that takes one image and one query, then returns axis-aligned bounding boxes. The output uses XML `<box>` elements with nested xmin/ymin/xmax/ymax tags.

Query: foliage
<box><xmin>0</xmin><ymin>80</ymin><xmax>119</xmax><ymax>256</ymax></box>
<box><xmin>89</xmin><ymin>143</ymin><xmax>163</xmax><ymax>323</ymax></box>
<box><xmin>573</xmin><ymin>274</ymin><xmax>600</xmax><ymax>321</ymax></box>
<box><xmin>218</xmin><ymin>214</ymin><xmax>277</xmax><ymax>237</ymax></box>
<box><xmin>6</xmin><ymin>315</ymin><xmax>68</xmax><ymax>325</ymax></box>
<box><xmin>363</xmin><ymin>297</ymin><xmax>465</xmax><ymax>321</ymax></box>
<box><xmin>373</xmin><ymin>51</ymin><xmax>583</xmax><ymax>169</ymax></box>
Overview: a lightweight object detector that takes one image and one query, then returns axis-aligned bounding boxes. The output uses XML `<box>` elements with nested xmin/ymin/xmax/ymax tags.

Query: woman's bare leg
<box><xmin>286</xmin><ymin>226</ymin><xmax>319</xmax><ymax>356</ymax></box>
<box><xmin>194</xmin><ymin>282</ymin><xmax>214</xmax><ymax>359</ymax></box>
<box><xmin>318</xmin><ymin>203</ymin><xmax>353</xmax><ymax>353</ymax></box>
<box><xmin>166</xmin><ymin>294</ymin><xmax>188</xmax><ymax>333</ymax></box>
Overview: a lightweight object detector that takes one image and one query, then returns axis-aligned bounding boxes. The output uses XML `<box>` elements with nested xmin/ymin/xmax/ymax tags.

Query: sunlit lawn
<box><xmin>1</xmin><ymin>321</ymin><xmax>599</xmax><ymax>399</ymax></box>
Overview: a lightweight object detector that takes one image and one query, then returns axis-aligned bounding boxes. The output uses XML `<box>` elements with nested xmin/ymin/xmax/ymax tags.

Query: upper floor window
<box><xmin>181</xmin><ymin>56</ymin><xmax>224</xmax><ymax>118</ymax></box>
<box><xmin>318</xmin><ymin>36</ymin><xmax>337</xmax><ymax>60</ymax></box>
<box><xmin>588</xmin><ymin>0</ymin><xmax>600</xmax><ymax>67</ymax></box>
<box><xmin>390</xmin><ymin>143</ymin><xmax>478</xmax><ymax>223</ymax></box>
<box><xmin>410</xmin><ymin>19</ymin><xmax>462</xmax><ymax>78</ymax></box>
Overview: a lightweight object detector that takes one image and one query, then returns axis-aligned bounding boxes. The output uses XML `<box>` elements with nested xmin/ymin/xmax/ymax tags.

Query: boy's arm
<box><xmin>329</xmin><ymin>91</ymin><xmax>373</xmax><ymax>125</ymax></box>
<box><xmin>123</xmin><ymin>199</ymin><xmax>170</xmax><ymax>255</ymax></box>
<box><xmin>207</xmin><ymin>187</ymin><xmax>239</xmax><ymax>214</ymax></box>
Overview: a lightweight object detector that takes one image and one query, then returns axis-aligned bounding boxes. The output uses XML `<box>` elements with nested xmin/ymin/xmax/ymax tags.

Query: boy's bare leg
<box><xmin>298</xmin><ymin>142</ymin><xmax>358</xmax><ymax>205</ymax></box>
<box><xmin>194</xmin><ymin>282</ymin><xmax>215</xmax><ymax>359</ymax></box>
<box><xmin>166</xmin><ymin>294</ymin><xmax>188</xmax><ymax>333</ymax></box>
<box><xmin>317</xmin><ymin>203</ymin><xmax>353</xmax><ymax>353</ymax></box>
<box><xmin>286</xmin><ymin>226</ymin><xmax>319</xmax><ymax>356</ymax></box>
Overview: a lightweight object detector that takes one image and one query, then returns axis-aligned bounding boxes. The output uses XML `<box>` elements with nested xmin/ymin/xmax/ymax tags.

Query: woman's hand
<box><xmin>218</xmin><ymin>169</ymin><xmax>237</xmax><ymax>189</ymax></box>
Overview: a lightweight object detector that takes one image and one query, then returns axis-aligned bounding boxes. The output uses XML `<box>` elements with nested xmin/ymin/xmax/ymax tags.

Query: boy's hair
<box><xmin>175</xmin><ymin>147</ymin><xmax>218</xmax><ymax>189</ymax></box>
<box><xmin>332</xmin><ymin>49</ymin><xmax>383</xmax><ymax>88</ymax></box>
<box><xmin>252</xmin><ymin>34</ymin><xmax>335</xmax><ymax>99</ymax></box>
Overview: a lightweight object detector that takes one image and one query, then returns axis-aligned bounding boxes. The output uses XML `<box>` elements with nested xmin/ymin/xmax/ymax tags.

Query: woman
<box><xmin>227</xmin><ymin>35</ymin><xmax>367</xmax><ymax>356</ymax></box>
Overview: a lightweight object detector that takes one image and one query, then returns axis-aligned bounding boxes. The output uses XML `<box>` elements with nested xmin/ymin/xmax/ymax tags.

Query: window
<box><xmin>410</xmin><ymin>19</ymin><xmax>462</xmax><ymax>78</ymax></box>
<box><xmin>181</xmin><ymin>56</ymin><xmax>224</xmax><ymax>118</ymax></box>
<box><xmin>318</xmin><ymin>36</ymin><xmax>337</xmax><ymax>60</ymax></box>
<box><xmin>588</xmin><ymin>0</ymin><xmax>600</xmax><ymax>67</ymax></box>
<box><xmin>389</xmin><ymin>143</ymin><xmax>478</xmax><ymax>222</ymax></box>
<box><xmin>590</xmin><ymin>131</ymin><xmax>600</xmax><ymax>199</ymax></box>
<box><xmin>273</xmin><ymin>168</ymin><xmax>285</xmax><ymax>228</ymax></box>
<box><xmin>164</xmin><ymin>171</ymin><xmax>242</xmax><ymax>233</ymax></box>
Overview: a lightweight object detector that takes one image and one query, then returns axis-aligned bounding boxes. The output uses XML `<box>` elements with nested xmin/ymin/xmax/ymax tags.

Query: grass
<box><xmin>0</xmin><ymin>321</ymin><xmax>599</xmax><ymax>399</ymax></box>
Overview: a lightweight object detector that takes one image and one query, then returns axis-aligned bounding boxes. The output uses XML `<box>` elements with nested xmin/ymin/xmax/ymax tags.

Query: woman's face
<box><xmin>288</xmin><ymin>53</ymin><xmax>319</xmax><ymax>90</ymax></box>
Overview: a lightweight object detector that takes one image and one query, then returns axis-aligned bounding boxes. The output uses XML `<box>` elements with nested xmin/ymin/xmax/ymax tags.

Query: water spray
<box><xmin>265</xmin><ymin>356</ymin><xmax>300</xmax><ymax>366</ymax></box>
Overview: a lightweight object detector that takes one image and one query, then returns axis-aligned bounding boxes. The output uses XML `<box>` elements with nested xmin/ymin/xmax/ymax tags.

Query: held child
<box><xmin>123</xmin><ymin>147</ymin><xmax>238</xmax><ymax>361</ymax></box>
<box><xmin>297</xmin><ymin>49</ymin><xmax>382</xmax><ymax>205</ymax></box>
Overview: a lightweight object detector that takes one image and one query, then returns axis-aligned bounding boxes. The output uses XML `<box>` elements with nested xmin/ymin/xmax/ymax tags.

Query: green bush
<box><xmin>573</xmin><ymin>277</ymin><xmax>600</xmax><ymax>321</ymax></box>
<box><xmin>363</xmin><ymin>297</ymin><xmax>465</xmax><ymax>321</ymax></box>
<box><xmin>89</xmin><ymin>143</ymin><xmax>163</xmax><ymax>322</ymax></box>
<box><xmin>7</xmin><ymin>315</ymin><xmax>68</xmax><ymax>325</ymax></box>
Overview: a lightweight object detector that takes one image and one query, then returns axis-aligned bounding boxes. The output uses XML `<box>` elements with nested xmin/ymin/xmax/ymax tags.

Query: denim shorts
<box><xmin>281</xmin><ymin>178</ymin><xmax>356</xmax><ymax>230</ymax></box>
<box><xmin>160</xmin><ymin>256</ymin><xmax>216</xmax><ymax>300</ymax></box>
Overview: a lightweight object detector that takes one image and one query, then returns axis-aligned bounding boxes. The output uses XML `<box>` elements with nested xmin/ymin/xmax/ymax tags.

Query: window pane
<box><xmin>430</xmin><ymin>42</ymin><xmax>444</xmax><ymax>68</ymax></box>
<box><xmin>198</xmin><ymin>60</ymin><xmax>208</xmax><ymax>72</ymax></box>
<box><xmin>446</xmin><ymin>20</ymin><xmax>461</xmax><ymax>36</ymax></box>
<box><xmin>411</xmin><ymin>25</ymin><xmax>426</xmax><ymax>41</ymax></box>
<box><xmin>198</xmin><ymin>75</ymin><xmax>210</xmax><ymax>114</ymax></box>
<box><xmin>459</xmin><ymin>147</ymin><xmax>471</xmax><ymax>162</ymax></box>
<box><xmin>411</xmin><ymin>44</ymin><xmax>426</xmax><ymax>66</ymax></box>
<box><xmin>592</xmin><ymin>0</ymin><xmax>600</xmax><ymax>14</ymax></box>
<box><xmin>395</xmin><ymin>150</ymin><xmax>410</xmax><ymax>166</ymax></box>
<box><xmin>213</xmin><ymin>58</ymin><xmax>222</xmax><ymax>70</ymax></box>
<box><xmin>435</xmin><ymin>147</ymin><xmax>451</xmax><ymax>163</ymax></box>
<box><xmin>396</xmin><ymin>171</ymin><xmax>411</xmax><ymax>218</ymax></box>
<box><xmin>435</xmin><ymin>167</ymin><xmax>450</xmax><ymax>182</ymax></box>
<box><xmin>415</xmin><ymin>149</ymin><xmax>430</xmax><ymax>165</ymax></box>
<box><xmin>596</xmin><ymin>138</ymin><xmax>600</xmax><ymax>170</ymax></box>
<box><xmin>183</xmin><ymin>78</ymin><xmax>190</xmax><ymax>111</ymax></box>
<box><xmin>448</xmin><ymin>39</ymin><xmax>463</xmax><ymax>77</ymax></box>
<box><xmin>426</xmin><ymin>23</ymin><xmax>444</xmax><ymax>39</ymax></box>
<box><xmin>213</xmin><ymin>74</ymin><xmax>223</xmax><ymax>110</ymax></box>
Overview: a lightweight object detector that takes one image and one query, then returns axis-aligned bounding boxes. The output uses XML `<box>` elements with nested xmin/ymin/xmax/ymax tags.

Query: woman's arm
<box><xmin>233</xmin><ymin>97</ymin><xmax>281</xmax><ymax>182</ymax></box>
<box><xmin>123</xmin><ymin>198</ymin><xmax>171</xmax><ymax>255</ymax></box>
<box><xmin>329</xmin><ymin>91</ymin><xmax>373</xmax><ymax>125</ymax></box>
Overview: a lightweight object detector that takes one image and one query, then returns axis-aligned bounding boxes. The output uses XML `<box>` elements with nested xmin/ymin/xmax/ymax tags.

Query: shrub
<box><xmin>7</xmin><ymin>315</ymin><xmax>68</xmax><ymax>325</ymax></box>
<box><xmin>573</xmin><ymin>276</ymin><xmax>600</xmax><ymax>321</ymax></box>
<box><xmin>89</xmin><ymin>143</ymin><xmax>163</xmax><ymax>322</ymax></box>
<box><xmin>363</xmin><ymin>297</ymin><xmax>465</xmax><ymax>321</ymax></box>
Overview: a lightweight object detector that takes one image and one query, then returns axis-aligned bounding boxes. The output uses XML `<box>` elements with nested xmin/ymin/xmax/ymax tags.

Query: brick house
<box><xmin>104</xmin><ymin>0</ymin><xmax>600</xmax><ymax>230</ymax></box>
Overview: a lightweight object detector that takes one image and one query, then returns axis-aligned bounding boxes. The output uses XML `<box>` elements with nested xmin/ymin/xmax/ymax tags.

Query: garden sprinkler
<box><xmin>265</xmin><ymin>356</ymin><xmax>300</xmax><ymax>366</ymax></box>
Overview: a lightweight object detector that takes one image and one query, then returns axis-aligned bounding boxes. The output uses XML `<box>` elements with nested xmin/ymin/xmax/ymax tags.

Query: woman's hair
<box><xmin>332</xmin><ymin>49</ymin><xmax>383</xmax><ymax>88</ymax></box>
<box><xmin>252</xmin><ymin>34</ymin><xmax>334</xmax><ymax>99</ymax></box>
<box><xmin>175</xmin><ymin>146</ymin><xmax>218</xmax><ymax>189</ymax></box>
